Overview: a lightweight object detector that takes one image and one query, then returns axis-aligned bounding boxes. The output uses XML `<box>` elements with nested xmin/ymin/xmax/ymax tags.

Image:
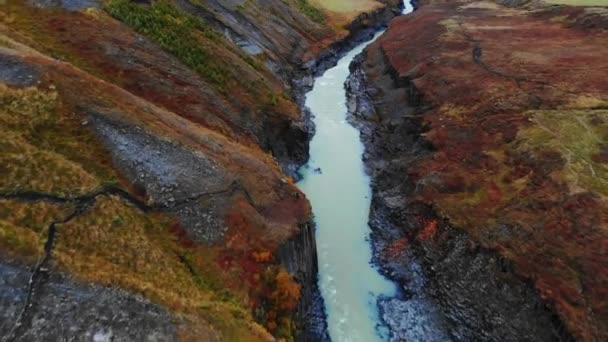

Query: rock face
<box><xmin>0</xmin><ymin>262</ymin><xmax>186</xmax><ymax>342</ymax></box>
<box><xmin>0</xmin><ymin>0</ymin><xmax>399</xmax><ymax>340</ymax></box>
<box><xmin>348</xmin><ymin>0</ymin><xmax>608</xmax><ymax>340</ymax></box>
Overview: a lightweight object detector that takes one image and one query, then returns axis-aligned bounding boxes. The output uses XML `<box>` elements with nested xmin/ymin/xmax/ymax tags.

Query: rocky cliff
<box><xmin>348</xmin><ymin>0</ymin><xmax>608</xmax><ymax>340</ymax></box>
<box><xmin>0</xmin><ymin>0</ymin><xmax>400</xmax><ymax>340</ymax></box>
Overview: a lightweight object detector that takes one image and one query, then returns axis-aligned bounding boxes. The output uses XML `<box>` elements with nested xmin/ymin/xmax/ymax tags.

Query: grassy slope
<box><xmin>0</xmin><ymin>82</ymin><xmax>273</xmax><ymax>339</ymax></box>
<box><xmin>0</xmin><ymin>0</ymin><xmax>313</xmax><ymax>339</ymax></box>
<box><xmin>1</xmin><ymin>0</ymin><xmax>396</xmax><ymax>338</ymax></box>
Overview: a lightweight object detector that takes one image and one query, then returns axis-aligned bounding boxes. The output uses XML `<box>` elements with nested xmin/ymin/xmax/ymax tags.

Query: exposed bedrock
<box><xmin>0</xmin><ymin>262</ymin><xmax>189</xmax><ymax>342</ymax></box>
<box><xmin>347</xmin><ymin>0</ymin><xmax>608</xmax><ymax>340</ymax></box>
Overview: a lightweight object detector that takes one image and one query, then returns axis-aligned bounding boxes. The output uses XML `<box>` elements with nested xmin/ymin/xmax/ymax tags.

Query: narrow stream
<box><xmin>297</xmin><ymin>3</ymin><xmax>413</xmax><ymax>341</ymax></box>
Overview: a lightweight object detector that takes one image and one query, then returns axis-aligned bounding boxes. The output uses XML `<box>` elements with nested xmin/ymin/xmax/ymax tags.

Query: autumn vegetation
<box><xmin>367</xmin><ymin>1</ymin><xmax>608</xmax><ymax>339</ymax></box>
<box><xmin>0</xmin><ymin>0</ymin><xmax>401</xmax><ymax>339</ymax></box>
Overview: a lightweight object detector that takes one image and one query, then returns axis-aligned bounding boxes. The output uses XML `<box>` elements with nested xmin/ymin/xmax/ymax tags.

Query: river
<box><xmin>296</xmin><ymin>3</ymin><xmax>413</xmax><ymax>341</ymax></box>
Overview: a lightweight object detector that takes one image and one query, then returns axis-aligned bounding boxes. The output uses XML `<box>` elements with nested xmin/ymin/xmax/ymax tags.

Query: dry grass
<box><xmin>0</xmin><ymin>220</ymin><xmax>41</xmax><ymax>260</ymax></box>
<box><xmin>0</xmin><ymin>84</ymin><xmax>118</xmax><ymax>195</ymax></box>
<box><xmin>53</xmin><ymin>194</ymin><xmax>271</xmax><ymax>339</ymax></box>
<box><xmin>311</xmin><ymin>0</ymin><xmax>382</xmax><ymax>13</ymax></box>
<box><xmin>56</xmin><ymin>195</ymin><xmax>218</xmax><ymax>310</ymax></box>
<box><xmin>0</xmin><ymin>199</ymin><xmax>69</xmax><ymax>261</ymax></box>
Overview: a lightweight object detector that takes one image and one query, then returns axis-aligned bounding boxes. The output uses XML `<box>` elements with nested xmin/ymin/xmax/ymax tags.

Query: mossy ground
<box><xmin>294</xmin><ymin>0</ymin><xmax>326</xmax><ymax>23</ymax></box>
<box><xmin>104</xmin><ymin>0</ymin><xmax>295</xmax><ymax>112</ymax></box>
<box><xmin>517</xmin><ymin>109</ymin><xmax>608</xmax><ymax>196</ymax></box>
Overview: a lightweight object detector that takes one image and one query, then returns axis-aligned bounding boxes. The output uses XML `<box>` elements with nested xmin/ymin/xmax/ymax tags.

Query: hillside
<box><xmin>0</xmin><ymin>0</ymin><xmax>400</xmax><ymax>340</ymax></box>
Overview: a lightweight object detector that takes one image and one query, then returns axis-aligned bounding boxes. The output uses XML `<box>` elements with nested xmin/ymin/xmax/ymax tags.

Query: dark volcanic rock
<box><xmin>0</xmin><ymin>54</ymin><xmax>40</xmax><ymax>87</ymax></box>
<box><xmin>0</xmin><ymin>262</ymin><xmax>182</xmax><ymax>341</ymax></box>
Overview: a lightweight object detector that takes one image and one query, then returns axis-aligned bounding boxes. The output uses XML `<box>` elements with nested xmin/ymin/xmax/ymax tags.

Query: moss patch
<box><xmin>516</xmin><ymin>109</ymin><xmax>608</xmax><ymax>196</ymax></box>
<box><xmin>104</xmin><ymin>0</ymin><xmax>294</xmax><ymax>112</ymax></box>
<box><xmin>105</xmin><ymin>0</ymin><xmax>230</xmax><ymax>87</ymax></box>
<box><xmin>294</xmin><ymin>0</ymin><xmax>325</xmax><ymax>23</ymax></box>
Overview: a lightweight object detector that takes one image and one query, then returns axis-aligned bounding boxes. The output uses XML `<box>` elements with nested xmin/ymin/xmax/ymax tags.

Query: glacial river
<box><xmin>297</xmin><ymin>3</ymin><xmax>413</xmax><ymax>341</ymax></box>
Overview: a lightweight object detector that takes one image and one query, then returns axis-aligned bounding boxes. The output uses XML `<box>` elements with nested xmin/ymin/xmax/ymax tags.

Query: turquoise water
<box><xmin>297</xmin><ymin>29</ymin><xmax>395</xmax><ymax>341</ymax></box>
<box><xmin>403</xmin><ymin>0</ymin><xmax>413</xmax><ymax>14</ymax></box>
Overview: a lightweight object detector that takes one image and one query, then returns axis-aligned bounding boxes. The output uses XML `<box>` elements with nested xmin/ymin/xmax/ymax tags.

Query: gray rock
<box><xmin>0</xmin><ymin>54</ymin><xmax>40</xmax><ymax>87</ymax></box>
<box><xmin>31</xmin><ymin>0</ymin><xmax>100</xmax><ymax>11</ymax></box>
<box><xmin>0</xmin><ymin>262</ymin><xmax>177</xmax><ymax>341</ymax></box>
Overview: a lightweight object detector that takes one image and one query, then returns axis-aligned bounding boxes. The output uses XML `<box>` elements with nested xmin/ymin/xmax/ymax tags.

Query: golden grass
<box><xmin>56</xmin><ymin>195</ymin><xmax>214</xmax><ymax>309</ymax></box>
<box><xmin>0</xmin><ymin>199</ymin><xmax>69</xmax><ymax>233</ymax></box>
<box><xmin>311</xmin><ymin>0</ymin><xmax>384</xmax><ymax>28</ymax></box>
<box><xmin>0</xmin><ymin>84</ymin><xmax>119</xmax><ymax>195</ymax></box>
<box><xmin>53</xmin><ymin>195</ymin><xmax>264</xmax><ymax>339</ymax></box>
<box><xmin>460</xmin><ymin>1</ymin><xmax>500</xmax><ymax>9</ymax></box>
<box><xmin>311</xmin><ymin>0</ymin><xmax>381</xmax><ymax>13</ymax></box>
<box><xmin>0</xmin><ymin>132</ymin><xmax>100</xmax><ymax>194</ymax></box>
<box><xmin>0</xmin><ymin>199</ymin><xmax>69</xmax><ymax>261</ymax></box>
<box><xmin>0</xmin><ymin>219</ymin><xmax>42</xmax><ymax>260</ymax></box>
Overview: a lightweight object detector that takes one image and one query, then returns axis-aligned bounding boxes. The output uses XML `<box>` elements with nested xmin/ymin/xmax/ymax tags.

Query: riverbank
<box><xmin>347</xmin><ymin>0</ymin><xmax>608</xmax><ymax>340</ymax></box>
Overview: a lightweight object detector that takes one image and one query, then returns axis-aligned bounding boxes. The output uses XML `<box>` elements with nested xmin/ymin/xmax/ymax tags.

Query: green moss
<box><xmin>105</xmin><ymin>0</ymin><xmax>231</xmax><ymax>88</ymax></box>
<box><xmin>516</xmin><ymin>109</ymin><xmax>608</xmax><ymax>195</ymax></box>
<box><xmin>293</xmin><ymin>0</ymin><xmax>325</xmax><ymax>23</ymax></box>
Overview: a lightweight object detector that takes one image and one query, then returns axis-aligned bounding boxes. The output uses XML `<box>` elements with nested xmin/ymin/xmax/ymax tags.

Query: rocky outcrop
<box><xmin>276</xmin><ymin>222</ymin><xmax>328</xmax><ymax>340</ymax></box>
<box><xmin>348</xmin><ymin>0</ymin><xmax>608</xmax><ymax>340</ymax></box>
<box><xmin>0</xmin><ymin>262</ymin><xmax>188</xmax><ymax>341</ymax></box>
<box><xmin>348</xmin><ymin>52</ymin><xmax>568</xmax><ymax>342</ymax></box>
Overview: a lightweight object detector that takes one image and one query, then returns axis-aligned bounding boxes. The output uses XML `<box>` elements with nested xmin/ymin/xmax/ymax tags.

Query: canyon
<box><xmin>0</xmin><ymin>0</ymin><xmax>607</xmax><ymax>341</ymax></box>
